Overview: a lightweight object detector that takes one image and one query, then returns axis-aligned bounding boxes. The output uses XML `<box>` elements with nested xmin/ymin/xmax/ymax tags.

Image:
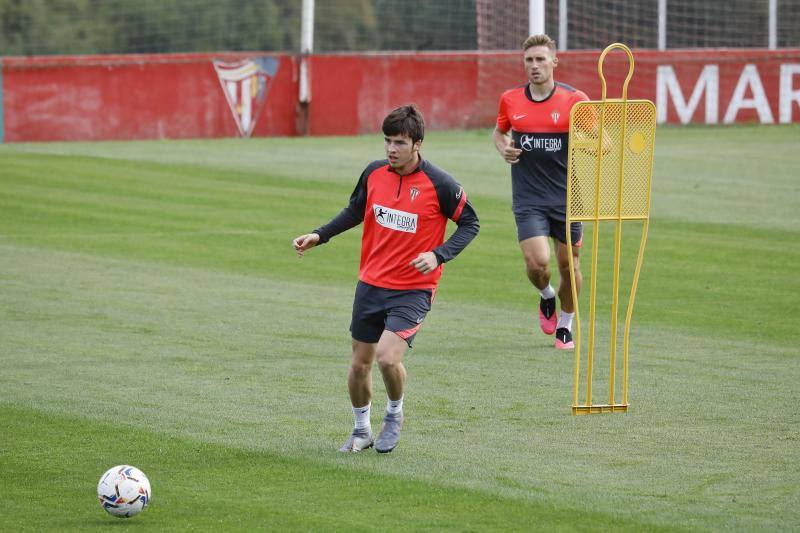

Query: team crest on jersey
<box><xmin>409</xmin><ymin>187</ymin><xmax>420</xmax><ymax>203</ymax></box>
<box><xmin>373</xmin><ymin>204</ymin><xmax>418</xmax><ymax>233</ymax></box>
<box><xmin>213</xmin><ymin>57</ymin><xmax>279</xmax><ymax>137</ymax></box>
<box><xmin>551</xmin><ymin>110</ymin><xmax>560</xmax><ymax>124</ymax></box>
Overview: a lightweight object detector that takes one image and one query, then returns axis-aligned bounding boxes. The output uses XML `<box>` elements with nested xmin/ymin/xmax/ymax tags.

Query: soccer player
<box><xmin>292</xmin><ymin>104</ymin><xmax>479</xmax><ymax>453</ymax></box>
<box><xmin>492</xmin><ymin>34</ymin><xmax>589</xmax><ymax>350</ymax></box>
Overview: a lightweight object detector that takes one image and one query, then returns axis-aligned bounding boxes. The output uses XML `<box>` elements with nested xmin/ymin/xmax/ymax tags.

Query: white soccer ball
<box><xmin>97</xmin><ymin>465</ymin><xmax>152</xmax><ymax>518</ymax></box>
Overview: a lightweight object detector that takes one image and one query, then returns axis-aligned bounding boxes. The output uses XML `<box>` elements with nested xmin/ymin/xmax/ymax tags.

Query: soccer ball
<box><xmin>97</xmin><ymin>465</ymin><xmax>151</xmax><ymax>518</ymax></box>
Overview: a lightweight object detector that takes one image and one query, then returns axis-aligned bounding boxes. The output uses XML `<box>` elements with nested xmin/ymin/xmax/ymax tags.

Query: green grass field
<box><xmin>1</xmin><ymin>125</ymin><xmax>798</xmax><ymax>531</ymax></box>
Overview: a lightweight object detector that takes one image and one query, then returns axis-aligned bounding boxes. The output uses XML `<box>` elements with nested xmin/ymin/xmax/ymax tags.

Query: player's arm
<box><xmin>493</xmin><ymin>94</ymin><xmax>522</xmax><ymax>164</ymax></box>
<box><xmin>292</xmin><ymin>232</ymin><xmax>321</xmax><ymax>257</ymax></box>
<box><xmin>431</xmin><ymin>199</ymin><xmax>479</xmax><ymax>263</ymax></box>
<box><xmin>410</xmin><ymin>176</ymin><xmax>479</xmax><ymax>274</ymax></box>
<box><xmin>492</xmin><ymin>127</ymin><xmax>521</xmax><ymax>164</ymax></box>
<box><xmin>571</xmin><ymin>97</ymin><xmax>612</xmax><ymax>156</ymax></box>
<box><xmin>291</xmin><ymin>164</ymin><xmax>372</xmax><ymax>257</ymax></box>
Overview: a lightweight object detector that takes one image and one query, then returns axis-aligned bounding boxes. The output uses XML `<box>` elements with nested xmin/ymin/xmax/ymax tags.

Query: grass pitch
<box><xmin>1</xmin><ymin>125</ymin><xmax>798</xmax><ymax>531</ymax></box>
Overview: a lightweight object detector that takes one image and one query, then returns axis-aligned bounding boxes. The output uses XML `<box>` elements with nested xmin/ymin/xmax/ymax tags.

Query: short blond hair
<box><xmin>522</xmin><ymin>34</ymin><xmax>556</xmax><ymax>54</ymax></box>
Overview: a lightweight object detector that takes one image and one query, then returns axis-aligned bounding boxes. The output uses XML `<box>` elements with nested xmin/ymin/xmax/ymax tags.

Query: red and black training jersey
<box><xmin>497</xmin><ymin>82</ymin><xmax>589</xmax><ymax>212</ymax></box>
<box><xmin>314</xmin><ymin>158</ymin><xmax>479</xmax><ymax>290</ymax></box>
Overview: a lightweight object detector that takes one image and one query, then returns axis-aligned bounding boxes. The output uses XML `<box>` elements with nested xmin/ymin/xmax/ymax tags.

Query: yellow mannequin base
<box><xmin>572</xmin><ymin>404</ymin><xmax>628</xmax><ymax>415</ymax></box>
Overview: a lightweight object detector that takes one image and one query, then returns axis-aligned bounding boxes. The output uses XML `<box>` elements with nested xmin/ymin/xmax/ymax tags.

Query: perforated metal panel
<box><xmin>567</xmin><ymin>100</ymin><xmax>656</xmax><ymax>221</ymax></box>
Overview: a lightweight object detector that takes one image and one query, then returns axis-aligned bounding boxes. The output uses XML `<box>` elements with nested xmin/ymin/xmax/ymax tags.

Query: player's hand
<box><xmin>502</xmin><ymin>140</ymin><xmax>522</xmax><ymax>164</ymax></box>
<box><xmin>574</xmin><ymin>129</ymin><xmax>612</xmax><ymax>155</ymax></box>
<box><xmin>292</xmin><ymin>233</ymin><xmax>320</xmax><ymax>257</ymax></box>
<box><xmin>410</xmin><ymin>252</ymin><xmax>439</xmax><ymax>274</ymax></box>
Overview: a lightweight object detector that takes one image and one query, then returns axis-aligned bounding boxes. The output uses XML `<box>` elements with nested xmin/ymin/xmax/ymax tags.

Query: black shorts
<box><xmin>350</xmin><ymin>281</ymin><xmax>433</xmax><ymax>347</ymax></box>
<box><xmin>514</xmin><ymin>205</ymin><xmax>583</xmax><ymax>245</ymax></box>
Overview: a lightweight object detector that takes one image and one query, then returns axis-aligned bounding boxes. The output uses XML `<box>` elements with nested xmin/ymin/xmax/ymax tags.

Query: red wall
<box><xmin>2</xmin><ymin>49</ymin><xmax>799</xmax><ymax>142</ymax></box>
<box><xmin>2</xmin><ymin>53</ymin><xmax>297</xmax><ymax>142</ymax></box>
<box><xmin>307</xmin><ymin>53</ymin><xmax>481</xmax><ymax>135</ymax></box>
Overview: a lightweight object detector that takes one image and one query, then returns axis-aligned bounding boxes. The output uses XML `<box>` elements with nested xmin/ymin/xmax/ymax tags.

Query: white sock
<box><xmin>352</xmin><ymin>403</ymin><xmax>371</xmax><ymax>431</ymax></box>
<box><xmin>386</xmin><ymin>396</ymin><xmax>404</xmax><ymax>416</ymax></box>
<box><xmin>557</xmin><ymin>311</ymin><xmax>574</xmax><ymax>331</ymax></box>
<box><xmin>539</xmin><ymin>284</ymin><xmax>556</xmax><ymax>299</ymax></box>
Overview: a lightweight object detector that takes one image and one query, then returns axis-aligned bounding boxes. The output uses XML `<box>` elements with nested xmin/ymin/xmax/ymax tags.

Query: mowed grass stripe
<box><xmin>2</xmin><ymin>243</ymin><xmax>797</xmax><ymax>531</ymax></box>
<box><xmin>2</xmin><ymin>404</ymin><xmax>675</xmax><ymax>533</ymax></box>
<box><xmin>2</xmin><ymin>149</ymin><xmax>797</xmax><ymax>346</ymax></box>
<box><xmin>1</xmin><ymin>152</ymin><xmax>343</xmax><ymax>221</ymax></box>
<box><xmin>4</xmin><ymin>125</ymin><xmax>799</xmax><ymax>231</ymax></box>
<box><xmin>1</xmin><ymin>152</ymin><xmax>362</xmax><ymax>282</ymax></box>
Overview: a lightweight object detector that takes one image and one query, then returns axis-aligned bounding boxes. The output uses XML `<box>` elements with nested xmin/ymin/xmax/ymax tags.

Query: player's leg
<box><xmin>374</xmin><ymin>331</ymin><xmax>409</xmax><ymax>453</ymax></box>
<box><xmin>555</xmin><ymin>239</ymin><xmax>582</xmax><ymax>313</ymax></box>
<box><xmin>349</xmin><ymin>339</ymin><xmax>376</xmax><ymax>414</ymax></box>
<box><xmin>340</xmin><ymin>339</ymin><xmax>378</xmax><ymax>452</ymax></box>
<box><xmin>520</xmin><ymin>236</ymin><xmax>559</xmax><ymax>335</ymax></box>
<box><xmin>340</xmin><ymin>282</ymin><xmax>384</xmax><ymax>452</ymax></box>
<box><xmin>519</xmin><ymin>237</ymin><xmax>558</xmax><ymax>336</ymax></box>
<box><xmin>519</xmin><ymin>235</ymin><xmax>552</xmax><ymax>290</ymax></box>
<box><xmin>553</xmin><ymin>219</ymin><xmax>583</xmax><ymax>350</ymax></box>
<box><xmin>516</xmin><ymin>208</ymin><xmax>559</xmax><ymax>335</ymax></box>
<box><xmin>374</xmin><ymin>288</ymin><xmax>431</xmax><ymax>453</ymax></box>
<box><xmin>376</xmin><ymin>330</ymin><xmax>408</xmax><ymax>404</ymax></box>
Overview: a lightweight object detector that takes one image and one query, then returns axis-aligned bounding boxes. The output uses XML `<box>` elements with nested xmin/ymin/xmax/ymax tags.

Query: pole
<box><xmin>529</xmin><ymin>0</ymin><xmax>545</xmax><ymax>36</ymax></box>
<box><xmin>768</xmin><ymin>0</ymin><xmax>777</xmax><ymax>50</ymax></box>
<box><xmin>300</xmin><ymin>0</ymin><xmax>314</xmax><ymax>104</ymax></box>
<box><xmin>298</xmin><ymin>0</ymin><xmax>314</xmax><ymax>135</ymax></box>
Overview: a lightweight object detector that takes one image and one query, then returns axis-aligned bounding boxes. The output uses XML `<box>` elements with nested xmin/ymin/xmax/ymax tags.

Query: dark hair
<box><xmin>382</xmin><ymin>104</ymin><xmax>425</xmax><ymax>144</ymax></box>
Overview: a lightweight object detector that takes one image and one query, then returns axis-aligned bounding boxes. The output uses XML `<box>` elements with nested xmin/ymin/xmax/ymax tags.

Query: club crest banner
<box><xmin>213</xmin><ymin>57</ymin><xmax>279</xmax><ymax>137</ymax></box>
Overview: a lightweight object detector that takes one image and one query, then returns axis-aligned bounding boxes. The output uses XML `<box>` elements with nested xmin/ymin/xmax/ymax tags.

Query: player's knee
<box><xmin>376</xmin><ymin>352</ymin><xmax>400</xmax><ymax>373</ymax></box>
<box><xmin>349</xmin><ymin>360</ymin><xmax>372</xmax><ymax>379</ymax></box>
<box><xmin>524</xmin><ymin>256</ymin><xmax>548</xmax><ymax>276</ymax></box>
<box><xmin>557</xmin><ymin>254</ymin><xmax>579</xmax><ymax>274</ymax></box>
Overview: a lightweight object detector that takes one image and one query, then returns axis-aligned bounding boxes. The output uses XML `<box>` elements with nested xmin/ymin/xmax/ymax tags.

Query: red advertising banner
<box><xmin>306</xmin><ymin>49</ymin><xmax>800</xmax><ymax>134</ymax></box>
<box><xmin>552</xmin><ymin>49</ymin><xmax>800</xmax><ymax>126</ymax></box>
<box><xmin>1</xmin><ymin>49</ymin><xmax>798</xmax><ymax>142</ymax></box>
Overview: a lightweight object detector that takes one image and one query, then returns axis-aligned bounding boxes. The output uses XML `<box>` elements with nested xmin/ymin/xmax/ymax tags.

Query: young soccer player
<box><xmin>293</xmin><ymin>104</ymin><xmax>479</xmax><ymax>453</ymax></box>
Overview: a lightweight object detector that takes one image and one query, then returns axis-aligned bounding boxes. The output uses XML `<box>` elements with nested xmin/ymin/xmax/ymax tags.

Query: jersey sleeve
<box><xmin>496</xmin><ymin>92</ymin><xmax>511</xmax><ymax>133</ymax></box>
<box><xmin>434</xmin><ymin>172</ymin><xmax>469</xmax><ymax>222</ymax></box>
<box><xmin>313</xmin><ymin>161</ymin><xmax>380</xmax><ymax>244</ymax></box>
<box><xmin>431</xmin><ymin>172</ymin><xmax>479</xmax><ymax>264</ymax></box>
